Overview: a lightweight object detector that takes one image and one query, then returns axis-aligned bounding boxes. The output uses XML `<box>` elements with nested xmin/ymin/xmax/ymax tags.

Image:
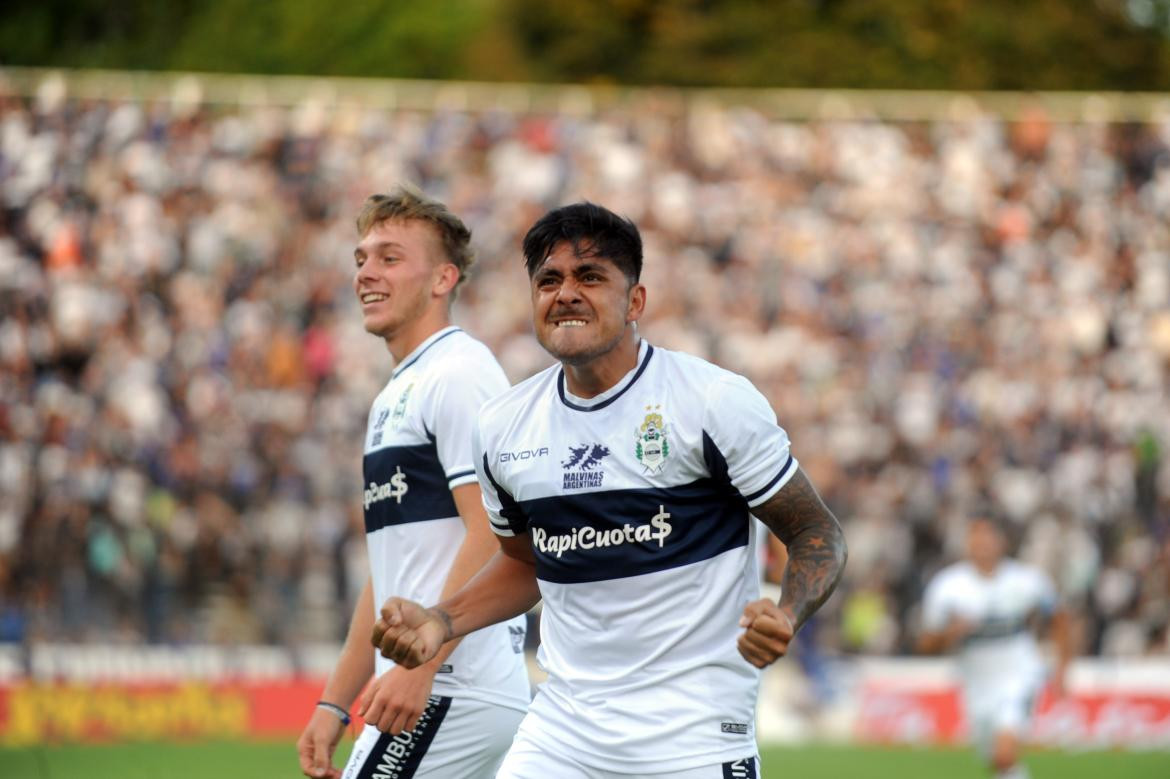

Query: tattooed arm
<box><xmin>737</xmin><ymin>467</ymin><xmax>847</xmax><ymax>668</ymax></box>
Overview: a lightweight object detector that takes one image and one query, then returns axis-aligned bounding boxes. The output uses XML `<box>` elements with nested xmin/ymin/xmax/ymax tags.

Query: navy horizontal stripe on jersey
<box><xmin>518</xmin><ymin>478</ymin><xmax>750</xmax><ymax>584</ymax></box>
<box><xmin>363</xmin><ymin>443</ymin><xmax>458</xmax><ymax>533</ymax></box>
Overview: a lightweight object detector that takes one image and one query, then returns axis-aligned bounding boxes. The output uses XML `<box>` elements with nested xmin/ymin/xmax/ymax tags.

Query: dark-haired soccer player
<box><xmin>919</xmin><ymin>517</ymin><xmax>1071</xmax><ymax>779</ymax></box>
<box><xmin>296</xmin><ymin>187</ymin><xmax>527</xmax><ymax>779</ymax></box>
<box><xmin>372</xmin><ymin>202</ymin><xmax>847</xmax><ymax>778</ymax></box>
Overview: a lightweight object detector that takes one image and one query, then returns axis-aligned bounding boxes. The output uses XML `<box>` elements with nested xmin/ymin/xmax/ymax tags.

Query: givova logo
<box><xmin>721</xmin><ymin>756</ymin><xmax>757</xmax><ymax>779</ymax></box>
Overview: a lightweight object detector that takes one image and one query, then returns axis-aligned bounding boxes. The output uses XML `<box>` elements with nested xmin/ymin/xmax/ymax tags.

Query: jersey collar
<box><xmin>392</xmin><ymin>326</ymin><xmax>462</xmax><ymax>379</ymax></box>
<box><xmin>557</xmin><ymin>339</ymin><xmax>654</xmax><ymax>412</ymax></box>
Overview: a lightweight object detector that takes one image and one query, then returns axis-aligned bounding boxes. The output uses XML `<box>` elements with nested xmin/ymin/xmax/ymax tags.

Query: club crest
<box><xmin>635</xmin><ymin>406</ymin><xmax>670</xmax><ymax>474</ymax></box>
<box><xmin>391</xmin><ymin>383</ymin><xmax>414</xmax><ymax>428</ymax></box>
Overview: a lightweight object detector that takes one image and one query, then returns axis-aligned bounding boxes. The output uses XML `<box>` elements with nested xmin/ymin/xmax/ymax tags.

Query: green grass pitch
<box><xmin>1</xmin><ymin>741</ymin><xmax>1167</xmax><ymax>778</ymax></box>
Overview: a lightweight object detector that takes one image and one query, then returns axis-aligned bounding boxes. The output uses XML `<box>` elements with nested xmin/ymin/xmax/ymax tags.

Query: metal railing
<box><xmin>2</xmin><ymin>66</ymin><xmax>1168</xmax><ymax>122</ymax></box>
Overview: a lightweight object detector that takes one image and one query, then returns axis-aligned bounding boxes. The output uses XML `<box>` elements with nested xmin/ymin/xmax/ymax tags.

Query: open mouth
<box><xmin>554</xmin><ymin>319</ymin><xmax>587</xmax><ymax>328</ymax></box>
<box><xmin>360</xmin><ymin>292</ymin><xmax>388</xmax><ymax>304</ymax></box>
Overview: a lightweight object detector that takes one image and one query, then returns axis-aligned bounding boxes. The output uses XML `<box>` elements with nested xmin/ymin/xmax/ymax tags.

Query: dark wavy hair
<box><xmin>522</xmin><ymin>202</ymin><xmax>642</xmax><ymax>284</ymax></box>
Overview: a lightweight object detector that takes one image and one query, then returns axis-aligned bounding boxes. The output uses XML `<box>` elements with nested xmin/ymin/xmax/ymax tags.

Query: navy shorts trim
<box><xmin>354</xmin><ymin>695</ymin><xmax>453</xmax><ymax>779</ymax></box>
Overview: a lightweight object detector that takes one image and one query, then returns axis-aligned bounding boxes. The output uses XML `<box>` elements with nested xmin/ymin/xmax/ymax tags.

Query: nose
<box><xmin>355</xmin><ymin>261</ymin><xmax>376</xmax><ymax>288</ymax></box>
<box><xmin>555</xmin><ymin>277</ymin><xmax>581</xmax><ymax>304</ymax></box>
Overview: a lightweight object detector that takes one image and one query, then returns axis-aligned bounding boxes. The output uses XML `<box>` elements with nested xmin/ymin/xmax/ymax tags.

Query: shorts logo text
<box><xmin>722</xmin><ymin>757</ymin><xmax>757</xmax><ymax>779</ymax></box>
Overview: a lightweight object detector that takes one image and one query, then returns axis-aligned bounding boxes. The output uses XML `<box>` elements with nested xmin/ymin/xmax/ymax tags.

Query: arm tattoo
<box><xmin>428</xmin><ymin>607</ymin><xmax>455</xmax><ymax>642</ymax></box>
<box><xmin>752</xmin><ymin>467</ymin><xmax>847</xmax><ymax>632</ymax></box>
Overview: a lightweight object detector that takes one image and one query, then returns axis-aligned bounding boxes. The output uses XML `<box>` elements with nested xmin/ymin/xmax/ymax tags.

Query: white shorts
<box><xmin>497</xmin><ymin>728</ymin><xmax>760</xmax><ymax>779</ymax></box>
<box><xmin>341</xmin><ymin>694</ymin><xmax>524</xmax><ymax>779</ymax></box>
<box><xmin>965</xmin><ymin>680</ymin><xmax>1041</xmax><ymax>756</ymax></box>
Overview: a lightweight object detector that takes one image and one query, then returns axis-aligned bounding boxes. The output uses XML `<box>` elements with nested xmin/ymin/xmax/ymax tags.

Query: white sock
<box><xmin>995</xmin><ymin>765</ymin><xmax>1030</xmax><ymax>779</ymax></box>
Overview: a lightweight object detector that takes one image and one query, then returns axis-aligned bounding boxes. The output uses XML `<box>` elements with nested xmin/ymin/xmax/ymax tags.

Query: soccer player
<box><xmin>371</xmin><ymin>203</ymin><xmax>848</xmax><ymax>778</ymax></box>
<box><xmin>918</xmin><ymin>516</ymin><xmax>1071</xmax><ymax>779</ymax></box>
<box><xmin>296</xmin><ymin>188</ymin><xmax>529</xmax><ymax>779</ymax></box>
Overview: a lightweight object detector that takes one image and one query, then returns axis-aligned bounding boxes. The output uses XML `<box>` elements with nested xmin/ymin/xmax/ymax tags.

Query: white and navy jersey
<box><xmin>473</xmin><ymin>340</ymin><xmax>797</xmax><ymax>773</ymax></box>
<box><xmin>364</xmin><ymin>326</ymin><xmax>529</xmax><ymax>713</ymax></box>
<box><xmin>921</xmin><ymin>559</ymin><xmax>1057</xmax><ymax>694</ymax></box>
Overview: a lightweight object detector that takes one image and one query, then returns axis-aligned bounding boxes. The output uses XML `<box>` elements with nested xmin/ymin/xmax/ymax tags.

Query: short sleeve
<box><xmin>473</xmin><ymin>420</ymin><xmax>528</xmax><ymax>537</ymax></box>
<box><xmin>422</xmin><ymin>362</ymin><xmax>509</xmax><ymax>490</ymax></box>
<box><xmin>1031</xmin><ymin>568</ymin><xmax>1059</xmax><ymax>616</ymax></box>
<box><xmin>920</xmin><ymin>575</ymin><xmax>952</xmax><ymax>633</ymax></box>
<box><xmin>701</xmin><ymin>373</ymin><xmax>798</xmax><ymax>507</ymax></box>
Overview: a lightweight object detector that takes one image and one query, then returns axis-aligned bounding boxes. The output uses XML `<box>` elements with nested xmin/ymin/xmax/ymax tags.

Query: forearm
<box><xmin>432</xmin><ymin>547</ymin><xmax>541</xmax><ymax>641</ymax></box>
<box><xmin>917</xmin><ymin>631</ymin><xmax>951</xmax><ymax>655</ymax></box>
<box><xmin>777</xmin><ymin>518</ymin><xmax>847</xmax><ymax>630</ymax></box>
<box><xmin>1050</xmin><ymin>610</ymin><xmax>1074</xmax><ymax>673</ymax></box>
<box><xmin>321</xmin><ymin>577</ymin><xmax>376</xmax><ymax>706</ymax></box>
<box><xmin>421</xmin><ymin>526</ymin><xmax>500</xmax><ymax>667</ymax></box>
<box><xmin>755</xmin><ymin>470</ymin><xmax>848</xmax><ymax>632</ymax></box>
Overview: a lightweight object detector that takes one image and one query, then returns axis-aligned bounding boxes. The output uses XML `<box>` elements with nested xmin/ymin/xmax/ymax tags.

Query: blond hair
<box><xmin>356</xmin><ymin>185</ymin><xmax>475</xmax><ymax>295</ymax></box>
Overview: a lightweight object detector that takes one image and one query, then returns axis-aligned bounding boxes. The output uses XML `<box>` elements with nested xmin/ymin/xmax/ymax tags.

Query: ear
<box><xmin>431</xmin><ymin>263</ymin><xmax>460</xmax><ymax>298</ymax></box>
<box><xmin>626</xmin><ymin>283</ymin><xmax>646</xmax><ymax>324</ymax></box>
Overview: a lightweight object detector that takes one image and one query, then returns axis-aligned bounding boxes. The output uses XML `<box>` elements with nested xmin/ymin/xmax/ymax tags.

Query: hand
<box><xmin>371</xmin><ymin>598</ymin><xmax>449</xmax><ymax>668</ymax></box>
<box><xmin>296</xmin><ymin>706</ymin><xmax>345</xmax><ymax>779</ymax></box>
<box><xmin>737</xmin><ymin>599</ymin><xmax>795</xmax><ymax>668</ymax></box>
<box><xmin>943</xmin><ymin>616</ymin><xmax>975</xmax><ymax>648</ymax></box>
<box><xmin>359</xmin><ymin>664</ymin><xmax>436</xmax><ymax>735</ymax></box>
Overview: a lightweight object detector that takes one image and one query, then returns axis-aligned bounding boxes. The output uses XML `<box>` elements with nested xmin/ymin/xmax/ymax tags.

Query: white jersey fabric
<box><xmin>474</xmin><ymin>340</ymin><xmax>798</xmax><ymax>773</ymax></box>
<box><xmin>363</xmin><ymin>326</ymin><xmax>529</xmax><ymax>712</ymax></box>
<box><xmin>921</xmin><ymin>558</ymin><xmax>1056</xmax><ymax>745</ymax></box>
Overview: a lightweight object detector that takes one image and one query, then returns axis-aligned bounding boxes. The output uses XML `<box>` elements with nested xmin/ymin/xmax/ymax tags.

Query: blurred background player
<box><xmin>296</xmin><ymin>187</ymin><xmax>528</xmax><ymax>779</ymax></box>
<box><xmin>371</xmin><ymin>203</ymin><xmax>847</xmax><ymax>778</ymax></box>
<box><xmin>918</xmin><ymin>516</ymin><xmax>1072</xmax><ymax>779</ymax></box>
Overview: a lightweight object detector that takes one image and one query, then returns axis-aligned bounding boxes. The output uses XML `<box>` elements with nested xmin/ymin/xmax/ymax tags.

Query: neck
<box><xmin>562</xmin><ymin>329</ymin><xmax>641</xmax><ymax>399</ymax></box>
<box><xmin>385</xmin><ymin>307</ymin><xmax>451</xmax><ymax>364</ymax></box>
<box><xmin>973</xmin><ymin>559</ymin><xmax>999</xmax><ymax>577</ymax></box>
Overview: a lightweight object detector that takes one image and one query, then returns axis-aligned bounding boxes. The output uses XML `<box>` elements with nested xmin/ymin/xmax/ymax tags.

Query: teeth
<box><xmin>557</xmin><ymin>320</ymin><xmax>586</xmax><ymax>328</ymax></box>
<box><xmin>361</xmin><ymin>293</ymin><xmax>388</xmax><ymax>303</ymax></box>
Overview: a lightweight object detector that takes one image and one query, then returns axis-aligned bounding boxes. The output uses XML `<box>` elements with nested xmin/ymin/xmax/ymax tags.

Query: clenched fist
<box><xmin>737</xmin><ymin>599</ymin><xmax>795</xmax><ymax>668</ymax></box>
<box><xmin>371</xmin><ymin>598</ymin><xmax>450</xmax><ymax>668</ymax></box>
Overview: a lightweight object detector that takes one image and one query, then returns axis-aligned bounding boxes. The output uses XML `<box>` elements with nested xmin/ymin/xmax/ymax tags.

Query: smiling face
<box><xmin>353</xmin><ymin>218</ymin><xmax>447</xmax><ymax>340</ymax></box>
<box><xmin>531</xmin><ymin>241</ymin><xmax>645</xmax><ymax>367</ymax></box>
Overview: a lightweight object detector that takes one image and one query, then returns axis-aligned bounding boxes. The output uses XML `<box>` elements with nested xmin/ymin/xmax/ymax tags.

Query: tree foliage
<box><xmin>1</xmin><ymin>0</ymin><xmax>1168</xmax><ymax>89</ymax></box>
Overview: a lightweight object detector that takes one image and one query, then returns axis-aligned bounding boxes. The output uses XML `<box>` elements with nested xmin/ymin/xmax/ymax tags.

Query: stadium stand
<box><xmin>1</xmin><ymin>69</ymin><xmax>1168</xmax><ymax>665</ymax></box>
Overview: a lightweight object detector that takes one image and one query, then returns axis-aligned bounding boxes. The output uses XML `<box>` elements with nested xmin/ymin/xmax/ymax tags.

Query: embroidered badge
<box><xmin>635</xmin><ymin>406</ymin><xmax>670</xmax><ymax>474</ymax></box>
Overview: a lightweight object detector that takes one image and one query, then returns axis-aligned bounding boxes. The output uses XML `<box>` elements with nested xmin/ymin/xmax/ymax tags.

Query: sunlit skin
<box><xmin>353</xmin><ymin>219</ymin><xmax>459</xmax><ymax>362</ymax></box>
<box><xmin>530</xmin><ymin>241</ymin><xmax>646</xmax><ymax>398</ymax></box>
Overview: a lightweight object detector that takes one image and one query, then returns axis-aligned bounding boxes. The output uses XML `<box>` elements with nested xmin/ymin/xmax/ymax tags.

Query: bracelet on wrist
<box><xmin>316</xmin><ymin>700</ymin><xmax>351</xmax><ymax>726</ymax></box>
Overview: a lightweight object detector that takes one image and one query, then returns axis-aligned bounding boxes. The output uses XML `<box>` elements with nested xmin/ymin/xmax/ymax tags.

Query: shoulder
<box><xmin>930</xmin><ymin>562</ymin><xmax>973</xmax><ymax>593</ymax></box>
<box><xmin>428</xmin><ymin>331</ymin><xmax>504</xmax><ymax>379</ymax></box>
<box><xmin>1003</xmin><ymin>559</ymin><xmax>1051</xmax><ymax>589</ymax></box>
<box><xmin>650</xmin><ymin>345</ymin><xmax>756</xmax><ymax>401</ymax></box>
<box><xmin>477</xmin><ymin>364</ymin><xmax>559</xmax><ymax>436</ymax></box>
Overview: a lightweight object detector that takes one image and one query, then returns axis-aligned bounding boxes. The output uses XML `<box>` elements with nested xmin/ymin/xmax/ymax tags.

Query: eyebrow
<box><xmin>572</xmin><ymin>262</ymin><xmax>609</xmax><ymax>276</ymax></box>
<box><xmin>535</xmin><ymin>261</ymin><xmax>611</xmax><ymax>278</ymax></box>
<box><xmin>354</xmin><ymin>240</ymin><xmax>406</xmax><ymax>259</ymax></box>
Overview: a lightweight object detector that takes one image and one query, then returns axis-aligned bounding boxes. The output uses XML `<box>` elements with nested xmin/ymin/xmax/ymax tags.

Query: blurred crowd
<box><xmin>1</xmin><ymin>80</ymin><xmax>1168</xmax><ymax>659</ymax></box>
